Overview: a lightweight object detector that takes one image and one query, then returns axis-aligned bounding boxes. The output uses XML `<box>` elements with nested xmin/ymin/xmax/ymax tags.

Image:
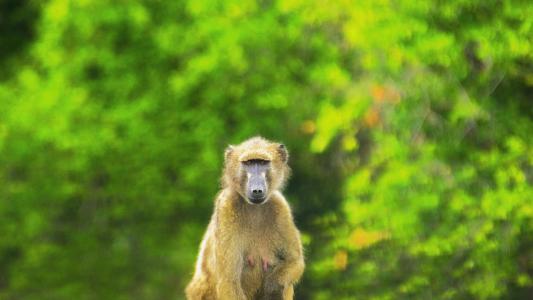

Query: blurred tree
<box><xmin>296</xmin><ymin>0</ymin><xmax>533</xmax><ymax>299</ymax></box>
<box><xmin>0</xmin><ymin>0</ymin><xmax>40</xmax><ymax>78</ymax></box>
<box><xmin>0</xmin><ymin>0</ymin><xmax>342</xmax><ymax>299</ymax></box>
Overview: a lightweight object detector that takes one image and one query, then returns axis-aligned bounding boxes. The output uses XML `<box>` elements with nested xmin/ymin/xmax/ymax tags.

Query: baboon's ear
<box><xmin>278</xmin><ymin>144</ymin><xmax>288</xmax><ymax>163</ymax></box>
<box><xmin>224</xmin><ymin>145</ymin><xmax>234</xmax><ymax>161</ymax></box>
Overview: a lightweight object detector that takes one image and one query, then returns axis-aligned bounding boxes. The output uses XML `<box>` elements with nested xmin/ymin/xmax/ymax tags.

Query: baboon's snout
<box><xmin>242</xmin><ymin>159</ymin><xmax>270</xmax><ymax>204</ymax></box>
<box><xmin>248</xmin><ymin>174</ymin><xmax>267</xmax><ymax>204</ymax></box>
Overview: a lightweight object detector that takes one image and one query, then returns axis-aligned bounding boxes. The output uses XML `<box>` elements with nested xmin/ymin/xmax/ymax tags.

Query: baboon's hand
<box><xmin>265</xmin><ymin>280</ymin><xmax>283</xmax><ymax>293</ymax></box>
<box><xmin>263</xmin><ymin>279</ymin><xmax>284</xmax><ymax>297</ymax></box>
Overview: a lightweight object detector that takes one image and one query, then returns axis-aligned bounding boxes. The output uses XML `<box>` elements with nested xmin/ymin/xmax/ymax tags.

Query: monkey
<box><xmin>185</xmin><ymin>136</ymin><xmax>305</xmax><ymax>300</ymax></box>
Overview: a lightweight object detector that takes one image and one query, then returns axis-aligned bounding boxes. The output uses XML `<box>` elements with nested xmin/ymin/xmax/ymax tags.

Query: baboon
<box><xmin>185</xmin><ymin>137</ymin><xmax>305</xmax><ymax>300</ymax></box>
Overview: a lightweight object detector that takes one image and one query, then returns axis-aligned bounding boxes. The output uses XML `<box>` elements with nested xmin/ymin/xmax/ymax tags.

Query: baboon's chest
<box><xmin>239</xmin><ymin>210</ymin><xmax>285</xmax><ymax>296</ymax></box>
<box><xmin>240</xmin><ymin>239</ymin><xmax>283</xmax><ymax>297</ymax></box>
<box><xmin>241</xmin><ymin>216</ymin><xmax>282</xmax><ymax>264</ymax></box>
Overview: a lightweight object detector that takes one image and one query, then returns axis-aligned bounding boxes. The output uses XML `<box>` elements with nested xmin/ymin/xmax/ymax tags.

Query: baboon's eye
<box><xmin>242</xmin><ymin>159</ymin><xmax>270</xmax><ymax>166</ymax></box>
<box><xmin>255</xmin><ymin>159</ymin><xmax>270</xmax><ymax>165</ymax></box>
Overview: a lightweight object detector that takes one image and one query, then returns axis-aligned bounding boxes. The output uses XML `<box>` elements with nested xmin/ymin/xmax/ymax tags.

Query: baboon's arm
<box><xmin>214</xmin><ymin>200</ymin><xmax>247</xmax><ymax>300</ymax></box>
<box><xmin>273</xmin><ymin>220</ymin><xmax>305</xmax><ymax>286</ymax></box>
<box><xmin>265</xmin><ymin>196</ymin><xmax>305</xmax><ymax>299</ymax></box>
<box><xmin>264</xmin><ymin>226</ymin><xmax>304</xmax><ymax>300</ymax></box>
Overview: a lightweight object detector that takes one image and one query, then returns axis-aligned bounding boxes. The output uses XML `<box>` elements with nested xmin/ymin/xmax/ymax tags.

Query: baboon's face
<box><xmin>241</xmin><ymin>159</ymin><xmax>271</xmax><ymax>204</ymax></box>
<box><xmin>223</xmin><ymin>137</ymin><xmax>290</xmax><ymax>203</ymax></box>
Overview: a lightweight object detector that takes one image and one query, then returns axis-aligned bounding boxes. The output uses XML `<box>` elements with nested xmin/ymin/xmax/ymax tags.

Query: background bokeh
<box><xmin>0</xmin><ymin>0</ymin><xmax>532</xmax><ymax>299</ymax></box>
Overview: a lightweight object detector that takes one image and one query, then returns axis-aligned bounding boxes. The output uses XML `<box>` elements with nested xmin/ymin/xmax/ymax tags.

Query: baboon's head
<box><xmin>223</xmin><ymin>136</ymin><xmax>290</xmax><ymax>205</ymax></box>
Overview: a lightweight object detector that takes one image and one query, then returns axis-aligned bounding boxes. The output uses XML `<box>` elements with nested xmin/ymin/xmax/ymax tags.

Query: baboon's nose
<box><xmin>252</xmin><ymin>189</ymin><xmax>264</xmax><ymax>195</ymax></box>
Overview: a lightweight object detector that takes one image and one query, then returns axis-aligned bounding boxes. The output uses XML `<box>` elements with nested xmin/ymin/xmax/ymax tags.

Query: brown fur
<box><xmin>185</xmin><ymin>137</ymin><xmax>304</xmax><ymax>300</ymax></box>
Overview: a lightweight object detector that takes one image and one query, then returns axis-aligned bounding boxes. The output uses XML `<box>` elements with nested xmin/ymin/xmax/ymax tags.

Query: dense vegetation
<box><xmin>0</xmin><ymin>0</ymin><xmax>531</xmax><ymax>299</ymax></box>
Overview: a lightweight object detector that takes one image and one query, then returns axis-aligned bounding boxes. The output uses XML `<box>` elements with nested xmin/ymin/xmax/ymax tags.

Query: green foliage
<box><xmin>0</xmin><ymin>0</ymin><xmax>531</xmax><ymax>299</ymax></box>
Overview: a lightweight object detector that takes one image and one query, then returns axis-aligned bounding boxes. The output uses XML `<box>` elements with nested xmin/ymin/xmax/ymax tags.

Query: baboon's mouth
<box><xmin>249</xmin><ymin>197</ymin><xmax>266</xmax><ymax>204</ymax></box>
